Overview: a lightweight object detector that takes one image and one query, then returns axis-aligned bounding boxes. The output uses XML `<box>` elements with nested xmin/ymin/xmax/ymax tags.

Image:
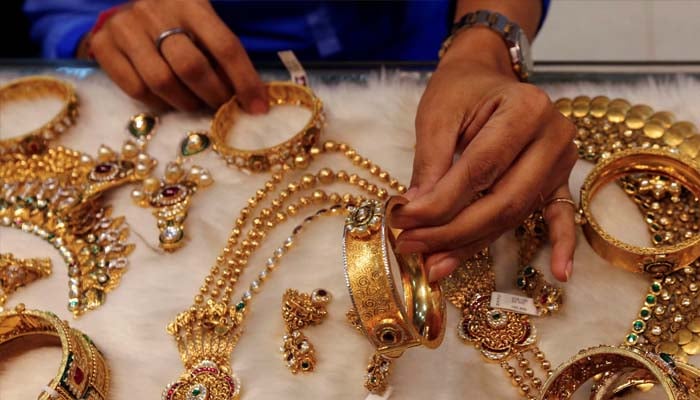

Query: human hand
<box><xmin>391</xmin><ymin>28</ymin><xmax>578</xmax><ymax>283</ymax></box>
<box><xmin>89</xmin><ymin>0</ymin><xmax>268</xmax><ymax>112</ymax></box>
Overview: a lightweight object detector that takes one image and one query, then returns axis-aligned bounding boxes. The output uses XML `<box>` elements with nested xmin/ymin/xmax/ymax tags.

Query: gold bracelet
<box><xmin>210</xmin><ymin>81</ymin><xmax>323</xmax><ymax>173</ymax></box>
<box><xmin>541</xmin><ymin>345</ymin><xmax>699</xmax><ymax>399</ymax></box>
<box><xmin>343</xmin><ymin>197</ymin><xmax>445</xmax><ymax>355</ymax></box>
<box><xmin>579</xmin><ymin>147</ymin><xmax>700</xmax><ymax>275</ymax></box>
<box><xmin>0</xmin><ymin>76</ymin><xmax>78</xmax><ymax>156</ymax></box>
<box><xmin>0</xmin><ymin>304</ymin><xmax>110</xmax><ymax>399</ymax></box>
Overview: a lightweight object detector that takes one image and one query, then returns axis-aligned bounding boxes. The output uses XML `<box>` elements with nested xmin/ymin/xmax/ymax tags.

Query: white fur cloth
<box><xmin>1</xmin><ymin>69</ymin><xmax>699</xmax><ymax>400</ymax></box>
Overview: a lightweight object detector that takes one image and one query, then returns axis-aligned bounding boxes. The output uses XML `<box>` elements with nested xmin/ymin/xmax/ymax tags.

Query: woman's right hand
<box><xmin>89</xmin><ymin>0</ymin><xmax>268</xmax><ymax>112</ymax></box>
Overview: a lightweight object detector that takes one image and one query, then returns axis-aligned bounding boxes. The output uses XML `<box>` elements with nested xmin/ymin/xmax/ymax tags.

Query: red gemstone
<box><xmin>73</xmin><ymin>367</ymin><xmax>84</xmax><ymax>385</ymax></box>
<box><xmin>162</xmin><ymin>186</ymin><xmax>181</xmax><ymax>197</ymax></box>
<box><xmin>95</xmin><ymin>163</ymin><xmax>114</xmax><ymax>174</ymax></box>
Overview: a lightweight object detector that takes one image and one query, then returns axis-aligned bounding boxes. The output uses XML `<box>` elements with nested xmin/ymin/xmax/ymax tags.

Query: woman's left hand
<box><xmin>391</xmin><ymin>28</ymin><xmax>579</xmax><ymax>283</ymax></box>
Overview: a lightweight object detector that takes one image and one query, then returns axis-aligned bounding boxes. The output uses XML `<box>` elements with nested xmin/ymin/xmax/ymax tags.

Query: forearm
<box><xmin>441</xmin><ymin>0</ymin><xmax>542</xmax><ymax>76</ymax></box>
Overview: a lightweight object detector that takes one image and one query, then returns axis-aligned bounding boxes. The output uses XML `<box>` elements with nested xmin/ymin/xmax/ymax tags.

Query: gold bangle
<box><xmin>343</xmin><ymin>196</ymin><xmax>445</xmax><ymax>357</ymax></box>
<box><xmin>0</xmin><ymin>76</ymin><xmax>78</xmax><ymax>156</ymax></box>
<box><xmin>210</xmin><ymin>81</ymin><xmax>323</xmax><ymax>172</ymax></box>
<box><xmin>541</xmin><ymin>345</ymin><xmax>698</xmax><ymax>399</ymax></box>
<box><xmin>0</xmin><ymin>304</ymin><xmax>110</xmax><ymax>399</ymax></box>
<box><xmin>579</xmin><ymin>148</ymin><xmax>700</xmax><ymax>275</ymax></box>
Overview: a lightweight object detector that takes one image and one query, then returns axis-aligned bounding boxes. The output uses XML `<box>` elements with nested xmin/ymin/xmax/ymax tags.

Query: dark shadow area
<box><xmin>0</xmin><ymin>0</ymin><xmax>39</xmax><ymax>58</ymax></box>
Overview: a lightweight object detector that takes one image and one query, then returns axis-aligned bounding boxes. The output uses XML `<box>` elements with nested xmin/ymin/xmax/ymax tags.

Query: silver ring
<box><xmin>155</xmin><ymin>28</ymin><xmax>194</xmax><ymax>54</ymax></box>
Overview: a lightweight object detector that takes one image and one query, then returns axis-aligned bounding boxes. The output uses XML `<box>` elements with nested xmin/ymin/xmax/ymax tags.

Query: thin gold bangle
<box><xmin>343</xmin><ymin>196</ymin><xmax>445</xmax><ymax>357</ymax></box>
<box><xmin>0</xmin><ymin>304</ymin><xmax>110</xmax><ymax>399</ymax></box>
<box><xmin>579</xmin><ymin>148</ymin><xmax>700</xmax><ymax>275</ymax></box>
<box><xmin>210</xmin><ymin>81</ymin><xmax>323</xmax><ymax>173</ymax></box>
<box><xmin>541</xmin><ymin>345</ymin><xmax>697</xmax><ymax>399</ymax></box>
<box><xmin>0</xmin><ymin>76</ymin><xmax>78</xmax><ymax>156</ymax></box>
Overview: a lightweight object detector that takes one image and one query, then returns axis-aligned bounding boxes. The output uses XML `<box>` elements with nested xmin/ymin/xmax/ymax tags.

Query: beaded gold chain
<box><xmin>163</xmin><ymin>140</ymin><xmax>407</xmax><ymax>400</ymax></box>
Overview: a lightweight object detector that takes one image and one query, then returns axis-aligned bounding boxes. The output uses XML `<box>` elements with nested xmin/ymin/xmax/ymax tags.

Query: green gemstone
<box><xmin>236</xmin><ymin>301</ymin><xmax>246</xmax><ymax>311</ymax></box>
<box><xmin>523</xmin><ymin>266</ymin><xmax>535</xmax><ymax>277</ymax></box>
<box><xmin>651</xmin><ymin>282</ymin><xmax>662</xmax><ymax>293</ymax></box>
<box><xmin>640</xmin><ymin>308</ymin><xmax>651</xmax><ymax>319</ymax></box>
<box><xmin>659</xmin><ymin>352</ymin><xmax>676</xmax><ymax>367</ymax></box>
<box><xmin>301</xmin><ymin>361</ymin><xmax>310</xmax><ymax>369</ymax></box>
<box><xmin>653</xmin><ymin>234</ymin><xmax>664</xmax><ymax>243</ymax></box>
<box><xmin>516</xmin><ymin>277</ymin><xmax>526</xmax><ymax>288</ymax></box>
<box><xmin>632</xmin><ymin>320</ymin><xmax>645</xmax><ymax>332</ymax></box>
<box><xmin>492</xmin><ymin>312</ymin><xmax>501</xmax><ymax>321</ymax></box>
<box><xmin>626</xmin><ymin>333</ymin><xmax>639</xmax><ymax>344</ymax></box>
<box><xmin>128</xmin><ymin>113</ymin><xmax>157</xmax><ymax>138</ymax></box>
<box><xmin>646</xmin><ymin>294</ymin><xmax>657</xmax><ymax>305</ymax></box>
<box><xmin>192</xmin><ymin>387</ymin><xmax>201</xmax><ymax>396</ymax></box>
<box><xmin>180</xmin><ymin>131</ymin><xmax>211</xmax><ymax>156</ymax></box>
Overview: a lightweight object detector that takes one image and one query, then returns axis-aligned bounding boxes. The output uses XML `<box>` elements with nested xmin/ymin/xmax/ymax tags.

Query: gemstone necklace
<box><xmin>162</xmin><ymin>140</ymin><xmax>407</xmax><ymax>400</ymax></box>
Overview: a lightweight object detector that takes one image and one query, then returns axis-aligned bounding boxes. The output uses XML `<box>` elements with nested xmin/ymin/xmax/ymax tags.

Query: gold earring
<box><xmin>0</xmin><ymin>253</ymin><xmax>52</xmax><ymax>307</ymax></box>
<box><xmin>131</xmin><ymin>130</ymin><xmax>213</xmax><ymax>251</ymax></box>
<box><xmin>515</xmin><ymin>210</ymin><xmax>564</xmax><ymax>315</ymax></box>
<box><xmin>280</xmin><ymin>288</ymin><xmax>331</xmax><ymax>374</ymax></box>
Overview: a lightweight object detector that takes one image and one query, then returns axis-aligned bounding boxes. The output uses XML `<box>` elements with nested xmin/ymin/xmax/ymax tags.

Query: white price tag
<box><xmin>365</xmin><ymin>386</ymin><xmax>393</xmax><ymax>400</ymax></box>
<box><xmin>490</xmin><ymin>292</ymin><xmax>540</xmax><ymax>316</ymax></box>
<box><xmin>277</xmin><ymin>50</ymin><xmax>309</xmax><ymax>86</ymax></box>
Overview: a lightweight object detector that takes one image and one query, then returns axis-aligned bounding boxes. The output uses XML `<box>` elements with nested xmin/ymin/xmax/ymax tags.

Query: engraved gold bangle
<box><xmin>0</xmin><ymin>304</ymin><xmax>110</xmax><ymax>399</ymax></box>
<box><xmin>210</xmin><ymin>81</ymin><xmax>323</xmax><ymax>173</ymax></box>
<box><xmin>0</xmin><ymin>76</ymin><xmax>79</xmax><ymax>156</ymax></box>
<box><xmin>579</xmin><ymin>148</ymin><xmax>700</xmax><ymax>275</ymax></box>
<box><xmin>342</xmin><ymin>196</ymin><xmax>446</xmax><ymax>358</ymax></box>
<box><xmin>541</xmin><ymin>345</ymin><xmax>699</xmax><ymax>399</ymax></box>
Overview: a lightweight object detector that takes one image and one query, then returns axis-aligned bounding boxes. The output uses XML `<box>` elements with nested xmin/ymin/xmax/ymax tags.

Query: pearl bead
<box><xmin>143</xmin><ymin>177</ymin><xmax>161</xmax><ymax>193</ymax></box>
<box><xmin>97</xmin><ymin>145</ymin><xmax>115</xmax><ymax>161</ymax></box>
<box><xmin>121</xmin><ymin>141</ymin><xmax>139</xmax><ymax>158</ymax></box>
<box><xmin>198</xmin><ymin>173</ymin><xmax>213</xmax><ymax>188</ymax></box>
<box><xmin>135</xmin><ymin>162</ymin><xmax>151</xmax><ymax>177</ymax></box>
<box><xmin>130</xmin><ymin>189</ymin><xmax>145</xmax><ymax>202</ymax></box>
<box><xmin>164</xmin><ymin>162</ymin><xmax>185</xmax><ymax>184</ymax></box>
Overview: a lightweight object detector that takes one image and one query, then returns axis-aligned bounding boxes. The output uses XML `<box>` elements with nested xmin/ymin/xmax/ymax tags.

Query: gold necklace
<box><xmin>556</xmin><ymin>96</ymin><xmax>700</xmax><ymax>366</ymax></box>
<box><xmin>163</xmin><ymin>140</ymin><xmax>406</xmax><ymax>400</ymax></box>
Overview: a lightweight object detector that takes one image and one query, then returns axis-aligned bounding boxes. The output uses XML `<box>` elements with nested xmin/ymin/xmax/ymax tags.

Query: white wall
<box><xmin>533</xmin><ymin>0</ymin><xmax>700</xmax><ymax>61</ymax></box>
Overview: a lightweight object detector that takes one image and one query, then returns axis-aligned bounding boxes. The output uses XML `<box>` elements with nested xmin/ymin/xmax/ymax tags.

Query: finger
<box><xmin>108</xmin><ymin>15</ymin><xmax>200</xmax><ymax>111</ymax></box>
<box><xmin>159</xmin><ymin>34</ymin><xmax>233</xmax><ymax>109</ymax></box>
<box><xmin>424</xmin><ymin>238</ymin><xmax>497</xmax><ymax>282</ymax></box>
<box><xmin>90</xmin><ymin>31</ymin><xmax>167</xmax><ymax>109</ymax></box>
<box><xmin>394</xmin><ymin>85</ymin><xmax>553</xmax><ymax>230</ymax></box>
<box><xmin>543</xmin><ymin>184</ymin><xmax>577</xmax><ymax>282</ymax></box>
<box><xmin>183</xmin><ymin>3</ymin><xmax>268</xmax><ymax>113</ymax></box>
<box><xmin>396</xmin><ymin>127</ymin><xmax>577</xmax><ymax>255</ymax></box>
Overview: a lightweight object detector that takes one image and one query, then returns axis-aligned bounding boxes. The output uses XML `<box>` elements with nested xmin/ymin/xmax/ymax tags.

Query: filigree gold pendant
<box><xmin>163</xmin><ymin>361</ymin><xmax>241</xmax><ymax>400</ymax></box>
<box><xmin>458</xmin><ymin>295</ymin><xmax>537</xmax><ymax>361</ymax></box>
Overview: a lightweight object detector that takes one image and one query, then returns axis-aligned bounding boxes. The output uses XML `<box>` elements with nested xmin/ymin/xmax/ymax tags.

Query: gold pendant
<box><xmin>163</xmin><ymin>361</ymin><xmax>241</xmax><ymax>400</ymax></box>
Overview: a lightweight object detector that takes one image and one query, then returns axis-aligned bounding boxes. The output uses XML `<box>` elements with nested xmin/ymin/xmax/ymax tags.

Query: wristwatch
<box><xmin>439</xmin><ymin>10</ymin><xmax>533</xmax><ymax>82</ymax></box>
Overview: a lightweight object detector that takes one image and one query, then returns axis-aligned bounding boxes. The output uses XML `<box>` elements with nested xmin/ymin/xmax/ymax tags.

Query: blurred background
<box><xmin>1</xmin><ymin>0</ymin><xmax>699</xmax><ymax>62</ymax></box>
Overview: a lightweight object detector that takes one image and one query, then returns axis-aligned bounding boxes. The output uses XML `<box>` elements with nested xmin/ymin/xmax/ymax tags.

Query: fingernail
<box><xmin>428</xmin><ymin>257</ymin><xmax>459</xmax><ymax>282</ymax></box>
<box><xmin>249</xmin><ymin>97</ymin><xmax>268</xmax><ymax>114</ymax></box>
<box><xmin>403</xmin><ymin>187</ymin><xmax>419</xmax><ymax>202</ymax></box>
<box><xmin>395</xmin><ymin>240</ymin><xmax>429</xmax><ymax>255</ymax></box>
<box><xmin>564</xmin><ymin>260</ymin><xmax>573</xmax><ymax>282</ymax></box>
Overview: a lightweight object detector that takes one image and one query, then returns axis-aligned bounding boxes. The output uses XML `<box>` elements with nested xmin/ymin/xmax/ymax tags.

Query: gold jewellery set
<box><xmin>7</xmin><ymin>73</ymin><xmax>700</xmax><ymax>399</ymax></box>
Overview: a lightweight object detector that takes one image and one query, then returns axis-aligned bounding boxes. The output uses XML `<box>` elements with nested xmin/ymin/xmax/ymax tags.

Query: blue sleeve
<box><xmin>538</xmin><ymin>0</ymin><xmax>551</xmax><ymax>33</ymax></box>
<box><xmin>24</xmin><ymin>0</ymin><xmax>125</xmax><ymax>59</ymax></box>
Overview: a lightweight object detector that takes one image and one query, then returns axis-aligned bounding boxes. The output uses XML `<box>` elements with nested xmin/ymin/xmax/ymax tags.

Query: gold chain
<box><xmin>163</xmin><ymin>140</ymin><xmax>407</xmax><ymax>399</ymax></box>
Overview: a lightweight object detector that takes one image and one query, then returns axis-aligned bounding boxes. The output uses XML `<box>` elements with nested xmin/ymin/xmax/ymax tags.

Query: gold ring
<box><xmin>545</xmin><ymin>197</ymin><xmax>576</xmax><ymax>209</ymax></box>
<box><xmin>579</xmin><ymin>148</ymin><xmax>700</xmax><ymax>275</ymax></box>
<box><xmin>0</xmin><ymin>304</ymin><xmax>110</xmax><ymax>399</ymax></box>
<box><xmin>210</xmin><ymin>81</ymin><xmax>323</xmax><ymax>173</ymax></box>
<box><xmin>342</xmin><ymin>196</ymin><xmax>446</xmax><ymax>356</ymax></box>
<box><xmin>0</xmin><ymin>76</ymin><xmax>78</xmax><ymax>156</ymax></box>
<box><xmin>541</xmin><ymin>345</ymin><xmax>699</xmax><ymax>399</ymax></box>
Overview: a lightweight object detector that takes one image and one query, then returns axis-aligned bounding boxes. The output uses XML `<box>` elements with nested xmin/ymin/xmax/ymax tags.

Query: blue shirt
<box><xmin>24</xmin><ymin>1</ymin><xmax>549</xmax><ymax>61</ymax></box>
